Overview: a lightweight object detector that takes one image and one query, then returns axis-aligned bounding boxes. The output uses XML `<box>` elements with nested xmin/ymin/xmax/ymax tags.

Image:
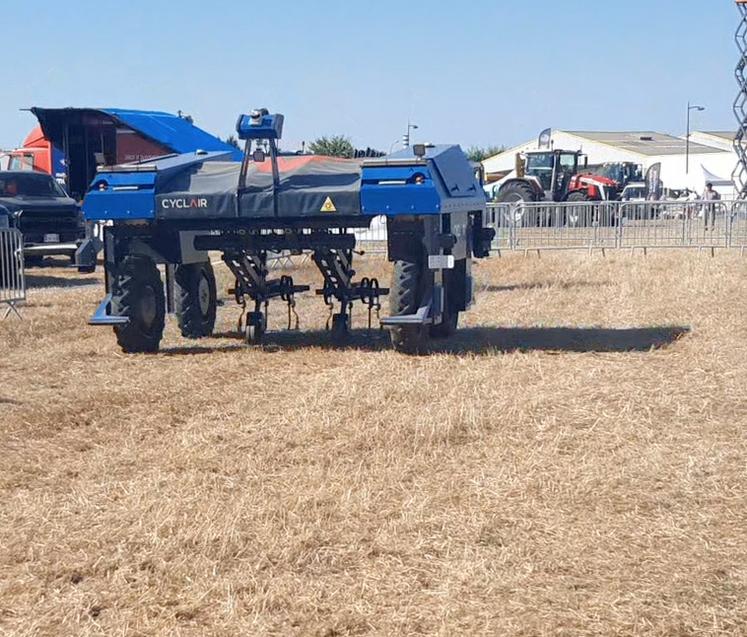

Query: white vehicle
<box><xmin>620</xmin><ymin>182</ymin><xmax>647</xmax><ymax>202</ymax></box>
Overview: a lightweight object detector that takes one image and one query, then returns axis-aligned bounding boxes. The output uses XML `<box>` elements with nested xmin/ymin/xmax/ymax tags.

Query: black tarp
<box><xmin>155</xmin><ymin>156</ymin><xmax>362</xmax><ymax>219</ymax></box>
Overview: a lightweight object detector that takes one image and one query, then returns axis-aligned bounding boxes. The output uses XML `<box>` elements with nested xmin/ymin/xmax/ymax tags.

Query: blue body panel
<box><xmin>360</xmin><ymin>145</ymin><xmax>486</xmax><ymax>216</ymax></box>
<box><xmin>83</xmin><ymin>142</ymin><xmax>486</xmax><ymax>222</ymax></box>
<box><xmin>360</xmin><ymin>165</ymin><xmax>441</xmax><ymax>215</ymax></box>
<box><xmin>84</xmin><ymin>151</ymin><xmax>231</xmax><ymax>221</ymax></box>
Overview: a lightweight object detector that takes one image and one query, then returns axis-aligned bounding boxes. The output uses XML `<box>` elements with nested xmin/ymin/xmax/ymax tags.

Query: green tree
<box><xmin>466</xmin><ymin>145</ymin><xmax>505</xmax><ymax>163</ymax></box>
<box><xmin>224</xmin><ymin>135</ymin><xmax>241</xmax><ymax>150</ymax></box>
<box><xmin>308</xmin><ymin>135</ymin><xmax>355</xmax><ymax>159</ymax></box>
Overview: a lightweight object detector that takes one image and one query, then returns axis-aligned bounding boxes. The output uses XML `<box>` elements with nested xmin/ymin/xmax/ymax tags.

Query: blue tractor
<box><xmin>83</xmin><ymin>109</ymin><xmax>494</xmax><ymax>353</ymax></box>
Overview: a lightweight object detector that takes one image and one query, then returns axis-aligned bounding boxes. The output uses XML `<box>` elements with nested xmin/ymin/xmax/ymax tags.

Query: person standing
<box><xmin>702</xmin><ymin>182</ymin><xmax>721</xmax><ymax>231</ymax></box>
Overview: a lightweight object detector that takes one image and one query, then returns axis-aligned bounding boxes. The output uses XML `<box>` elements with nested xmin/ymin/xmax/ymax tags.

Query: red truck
<box><xmin>5</xmin><ymin>126</ymin><xmax>63</xmax><ymax>176</ymax></box>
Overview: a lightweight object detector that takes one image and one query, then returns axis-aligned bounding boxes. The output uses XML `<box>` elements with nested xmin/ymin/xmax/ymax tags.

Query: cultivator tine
<box><xmin>279</xmin><ymin>275</ymin><xmax>300</xmax><ymax>330</ymax></box>
<box><xmin>325</xmin><ymin>300</ymin><xmax>334</xmax><ymax>331</ymax></box>
<box><xmin>288</xmin><ymin>302</ymin><xmax>299</xmax><ymax>331</ymax></box>
<box><xmin>237</xmin><ymin>294</ymin><xmax>247</xmax><ymax>333</ymax></box>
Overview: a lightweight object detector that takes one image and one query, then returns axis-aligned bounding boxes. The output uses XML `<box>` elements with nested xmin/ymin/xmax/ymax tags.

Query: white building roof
<box><xmin>687</xmin><ymin>131</ymin><xmax>737</xmax><ymax>152</ymax></box>
<box><xmin>565</xmin><ymin>131</ymin><xmax>722</xmax><ymax>156</ymax></box>
<box><xmin>697</xmin><ymin>131</ymin><xmax>735</xmax><ymax>142</ymax></box>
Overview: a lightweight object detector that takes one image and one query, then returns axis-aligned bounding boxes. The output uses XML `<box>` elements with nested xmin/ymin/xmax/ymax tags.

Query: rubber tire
<box><xmin>497</xmin><ymin>182</ymin><xmax>539</xmax><ymax>227</ymax></box>
<box><xmin>245</xmin><ymin>321</ymin><xmax>264</xmax><ymax>345</ymax></box>
<box><xmin>244</xmin><ymin>311</ymin><xmax>266</xmax><ymax>345</ymax></box>
<box><xmin>496</xmin><ymin>181</ymin><xmax>537</xmax><ymax>204</ymax></box>
<box><xmin>175</xmin><ymin>262</ymin><xmax>217</xmax><ymax>339</ymax></box>
<box><xmin>24</xmin><ymin>255</ymin><xmax>44</xmax><ymax>268</ymax></box>
<box><xmin>565</xmin><ymin>190</ymin><xmax>590</xmax><ymax>227</ymax></box>
<box><xmin>389</xmin><ymin>259</ymin><xmax>429</xmax><ymax>354</ymax></box>
<box><xmin>111</xmin><ymin>256</ymin><xmax>165</xmax><ymax>354</ymax></box>
<box><xmin>566</xmin><ymin>191</ymin><xmax>590</xmax><ymax>203</ymax></box>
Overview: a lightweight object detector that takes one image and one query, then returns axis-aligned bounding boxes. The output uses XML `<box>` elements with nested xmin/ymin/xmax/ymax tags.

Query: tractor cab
<box><xmin>595</xmin><ymin>162</ymin><xmax>643</xmax><ymax>190</ymax></box>
<box><xmin>524</xmin><ymin>149</ymin><xmax>584</xmax><ymax>200</ymax></box>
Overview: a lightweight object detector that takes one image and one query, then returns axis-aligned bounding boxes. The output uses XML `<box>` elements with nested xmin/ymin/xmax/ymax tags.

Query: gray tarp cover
<box><xmin>155</xmin><ymin>157</ymin><xmax>362</xmax><ymax>219</ymax></box>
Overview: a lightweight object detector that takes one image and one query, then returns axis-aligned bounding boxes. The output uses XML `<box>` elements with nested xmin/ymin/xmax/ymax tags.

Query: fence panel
<box><xmin>486</xmin><ymin>203</ymin><xmax>513</xmax><ymax>250</ymax></box>
<box><xmin>487</xmin><ymin>200</ymin><xmax>745</xmax><ymax>253</ymax></box>
<box><xmin>354</xmin><ymin>215</ymin><xmax>388</xmax><ymax>254</ymax></box>
<box><xmin>731</xmin><ymin>201</ymin><xmax>747</xmax><ymax>251</ymax></box>
<box><xmin>0</xmin><ymin>227</ymin><xmax>25</xmax><ymax>318</ymax></box>
<box><xmin>618</xmin><ymin>200</ymin><xmax>730</xmax><ymax>250</ymax></box>
<box><xmin>513</xmin><ymin>202</ymin><xmax>620</xmax><ymax>251</ymax></box>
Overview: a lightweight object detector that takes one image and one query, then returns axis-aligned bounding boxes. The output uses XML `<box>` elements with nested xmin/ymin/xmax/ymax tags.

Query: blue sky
<box><xmin>0</xmin><ymin>0</ymin><xmax>739</xmax><ymax>152</ymax></box>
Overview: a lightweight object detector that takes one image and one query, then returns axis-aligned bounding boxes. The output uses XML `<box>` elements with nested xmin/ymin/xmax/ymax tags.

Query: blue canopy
<box><xmin>102</xmin><ymin>108</ymin><xmax>243</xmax><ymax>160</ymax></box>
<box><xmin>30</xmin><ymin>107</ymin><xmax>243</xmax><ymax>161</ymax></box>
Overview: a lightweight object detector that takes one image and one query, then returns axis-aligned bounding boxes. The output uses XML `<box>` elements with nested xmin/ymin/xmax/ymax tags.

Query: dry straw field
<box><xmin>1</xmin><ymin>251</ymin><xmax>747</xmax><ymax>636</ymax></box>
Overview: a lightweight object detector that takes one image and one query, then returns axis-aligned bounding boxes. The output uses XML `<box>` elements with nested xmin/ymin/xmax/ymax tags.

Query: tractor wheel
<box><xmin>111</xmin><ymin>256</ymin><xmax>165</xmax><ymax>353</ymax></box>
<box><xmin>497</xmin><ymin>182</ymin><xmax>538</xmax><ymax>226</ymax></box>
<box><xmin>565</xmin><ymin>190</ymin><xmax>590</xmax><ymax>227</ymax></box>
<box><xmin>23</xmin><ymin>255</ymin><xmax>44</xmax><ymax>269</ymax></box>
<box><xmin>389</xmin><ymin>258</ymin><xmax>429</xmax><ymax>354</ymax></box>
<box><xmin>496</xmin><ymin>181</ymin><xmax>536</xmax><ymax>204</ymax></box>
<box><xmin>175</xmin><ymin>262</ymin><xmax>217</xmax><ymax>338</ymax></box>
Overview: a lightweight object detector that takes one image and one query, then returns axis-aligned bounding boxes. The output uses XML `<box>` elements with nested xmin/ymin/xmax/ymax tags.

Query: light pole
<box><xmin>403</xmin><ymin>121</ymin><xmax>418</xmax><ymax>148</ymax></box>
<box><xmin>686</xmin><ymin>101</ymin><xmax>706</xmax><ymax>174</ymax></box>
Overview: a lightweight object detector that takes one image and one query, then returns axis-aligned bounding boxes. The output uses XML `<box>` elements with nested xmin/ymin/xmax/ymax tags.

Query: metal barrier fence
<box><xmin>354</xmin><ymin>215</ymin><xmax>388</xmax><ymax>254</ymax></box>
<box><xmin>0</xmin><ymin>227</ymin><xmax>25</xmax><ymax>319</ymax></box>
<box><xmin>486</xmin><ymin>200</ymin><xmax>747</xmax><ymax>253</ymax></box>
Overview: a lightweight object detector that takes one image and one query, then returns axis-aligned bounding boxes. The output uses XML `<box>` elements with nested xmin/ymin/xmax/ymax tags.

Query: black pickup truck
<box><xmin>0</xmin><ymin>171</ymin><xmax>98</xmax><ymax>271</ymax></box>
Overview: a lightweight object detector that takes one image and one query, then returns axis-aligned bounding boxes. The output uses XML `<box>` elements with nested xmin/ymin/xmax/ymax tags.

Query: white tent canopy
<box><xmin>701</xmin><ymin>165</ymin><xmax>734</xmax><ymax>188</ymax></box>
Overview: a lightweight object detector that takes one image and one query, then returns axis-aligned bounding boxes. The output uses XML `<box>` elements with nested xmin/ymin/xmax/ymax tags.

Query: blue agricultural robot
<box><xmin>83</xmin><ymin>109</ymin><xmax>494</xmax><ymax>353</ymax></box>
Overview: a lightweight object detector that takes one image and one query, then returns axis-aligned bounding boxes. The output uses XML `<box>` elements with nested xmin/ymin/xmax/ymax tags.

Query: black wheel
<box><xmin>565</xmin><ymin>190</ymin><xmax>590</xmax><ymax>227</ymax></box>
<box><xmin>389</xmin><ymin>258</ymin><xmax>429</xmax><ymax>354</ymax></box>
<box><xmin>244</xmin><ymin>312</ymin><xmax>265</xmax><ymax>345</ymax></box>
<box><xmin>496</xmin><ymin>181</ymin><xmax>536</xmax><ymax>204</ymax></box>
<box><xmin>24</xmin><ymin>255</ymin><xmax>44</xmax><ymax>268</ymax></box>
<box><xmin>497</xmin><ymin>182</ymin><xmax>539</xmax><ymax>227</ymax></box>
<box><xmin>111</xmin><ymin>256</ymin><xmax>165</xmax><ymax>353</ymax></box>
<box><xmin>175</xmin><ymin>262</ymin><xmax>217</xmax><ymax>338</ymax></box>
<box><xmin>78</xmin><ymin>264</ymin><xmax>96</xmax><ymax>274</ymax></box>
<box><xmin>330</xmin><ymin>313</ymin><xmax>350</xmax><ymax>342</ymax></box>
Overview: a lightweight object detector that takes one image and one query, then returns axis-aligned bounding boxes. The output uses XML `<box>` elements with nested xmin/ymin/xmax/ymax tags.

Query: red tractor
<box><xmin>496</xmin><ymin>149</ymin><xmax>618</xmax><ymax>204</ymax></box>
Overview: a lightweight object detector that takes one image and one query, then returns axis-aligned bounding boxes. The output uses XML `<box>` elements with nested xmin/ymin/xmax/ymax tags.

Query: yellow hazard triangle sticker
<box><xmin>320</xmin><ymin>196</ymin><xmax>337</xmax><ymax>213</ymax></box>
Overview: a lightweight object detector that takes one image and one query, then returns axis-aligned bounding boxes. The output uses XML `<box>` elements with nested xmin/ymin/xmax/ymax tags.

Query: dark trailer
<box><xmin>30</xmin><ymin>107</ymin><xmax>242</xmax><ymax>200</ymax></box>
<box><xmin>83</xmin><ymin>109</ymin><xmax>494</xmax><ymax>354</ymax></box>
